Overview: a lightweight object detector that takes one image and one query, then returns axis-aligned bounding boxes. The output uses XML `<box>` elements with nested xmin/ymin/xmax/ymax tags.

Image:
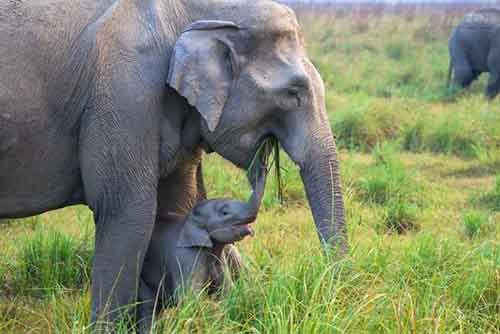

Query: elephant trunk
<box><xmin>301</xmin><ymin>132</ymin><xmax>347</xmax><ymax>254</ymax></box>
<box><xmin>280</xmin><ymin>116</ymin><xmax>347</xmax><ymax>255</ymax></box>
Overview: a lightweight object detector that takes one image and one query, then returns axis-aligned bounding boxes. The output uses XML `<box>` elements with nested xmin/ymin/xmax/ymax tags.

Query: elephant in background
<box><xmin>447</xmin><ymin>8</ymin><xmax>500</xmax><ymax>98</ymax></box>
<box><xmin>0</xmin><ymin>0</ymin><xmax>347</xmax><ymax>327</ymax></box>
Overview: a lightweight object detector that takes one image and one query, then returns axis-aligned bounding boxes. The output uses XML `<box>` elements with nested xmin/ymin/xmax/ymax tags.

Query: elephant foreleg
<box><xmin>454</xmin><ymin>64</ymin><xmax>475</xmax><ymax>89</ymax></box>
<box><xmin>80</xmin><ymin>109</ymin><xmax>160</xmax><ymax>331</ymax></box>
<box><xmin>137</xmin><ymin>279</ymin><xmax>156</xmax><ymax>334</ymax></box>
<box><xmin>451</xmin><ymin>45</ymin><xmax>475</xmax><ymax>89</ymax></box>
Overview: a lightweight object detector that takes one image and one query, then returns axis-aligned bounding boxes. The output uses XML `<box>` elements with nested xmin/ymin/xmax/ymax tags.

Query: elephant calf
<box><xmin>139</xmin><ymin>164</ymin><xmax>267</xmax><ymax>323</ymax></box>
<box><xmin>448</xmin><ymin>8</ymin><xmax>500</xmax><ymax>98</ymax></box>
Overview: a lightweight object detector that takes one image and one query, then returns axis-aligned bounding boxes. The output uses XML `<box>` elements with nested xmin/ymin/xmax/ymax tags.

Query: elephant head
<box><xmin>168</xmin><ymin>1</ymin><xmax>347</xmax><ymax>253</ymax></box>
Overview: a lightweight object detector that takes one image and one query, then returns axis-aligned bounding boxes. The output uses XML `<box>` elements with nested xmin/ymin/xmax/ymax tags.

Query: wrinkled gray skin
<box><xmin>448</xmin><ymin>8</ymin><xmax>500</xmax><ymax>98</ymax></box>
<box><xmin>0</xmin><ymin>0</ymin><xmax>346</xmax><ymax>327</ymax></box>
<box><xmin>138</xmin><ymin>164</ymin><xmax>266</xmax><ymax>331</ymax></box>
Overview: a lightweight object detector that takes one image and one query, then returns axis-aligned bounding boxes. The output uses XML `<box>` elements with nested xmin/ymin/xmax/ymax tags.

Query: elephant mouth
<box><xmin>250</xmin><ymin>135</ymin><xmax>274</xmax><ymax>162</ymax></box>
<box><xmin>233</xmin><ymin>215</ymin><xmax>257</xmax><ymax>237</ymax></box>
<box><xmin>236</xmin><ymin>224</ymin><xmax>255</xmax><ymax>238</ymax></box>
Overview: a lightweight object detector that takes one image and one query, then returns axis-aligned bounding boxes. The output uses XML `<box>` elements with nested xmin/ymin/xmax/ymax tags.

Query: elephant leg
<box><xmin>137</xmin><ymin>279</ymin><xmax>156</xmax><ymax>334</ymax></box>
<box><xmin>454</xmin><ymin>64</ymin><xmax>475</xmax><ymax>89</ymax></box>
<box><xmin>451</xmin><ymin>45</ymin><xmax>475</xmax><ymax>89</ymax></box>
<box><xmin>485</xmin><ymin>73</ymin><xmax>500</xmax><ymax>99</ymax></box>
<box><xmin>90</xmin><ymin>197</ymin><xmax>157</xmax><ymax>331</ymax></box>
<box><xmin>471</xmin><ymin>70</ymin><xmax>481</xmax><ymax>82</ymax></box>
<box><xmin>486</xmin><ymin>50</ymin><xmax>500</xmax><ymax>99</ymax></box>
<box><xmin>196</xmin><ymin>161</ymin><xmax>207</xmax><ymax>201</ymax></box>
<box><xmin>80</xmin><ymin>121</ymin><xmax>159</xmax><ymax>331</ymax></box>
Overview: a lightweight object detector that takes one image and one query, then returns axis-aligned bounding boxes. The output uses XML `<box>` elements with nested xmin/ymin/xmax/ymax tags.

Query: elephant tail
<box><xmin>446</xmin><ymin>59</ymin><xmax>453</xmax><ymax>88</ymax></box>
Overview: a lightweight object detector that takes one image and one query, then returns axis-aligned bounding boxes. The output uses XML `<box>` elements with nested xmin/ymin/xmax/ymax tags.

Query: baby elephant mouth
<box><xmin>234</xmin><ymin>215</ymin><xmax>257</xmax><ymax>237</ymax></box>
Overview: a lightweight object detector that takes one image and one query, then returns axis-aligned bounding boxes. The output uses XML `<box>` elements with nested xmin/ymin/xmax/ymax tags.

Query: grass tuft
<box><xmin>358</xmin><ymin>144</ymin><xmax>420</xmax><ymax>206</ymax></box>
<box><xmin>462</xmin><ymin>210</ymin><xmax>490</xmax><ymax>239</ymax></box>
<box><xmin>383</xmin><ymin>199</ymin><xmax>419</xmax><ymax>234</ymax></box>
<box><xmin>13</xmin><ymin>227</ymin><xmax>93</xmax><ymax>297</ymax></box>
<box><xmin>478</xmin><ymin>175</ymin><xmax>500</xmax><ymax>211</ymax></box>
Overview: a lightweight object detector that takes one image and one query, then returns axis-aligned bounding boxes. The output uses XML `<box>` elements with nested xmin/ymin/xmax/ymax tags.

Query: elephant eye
<box><xmin>285</xmin><ymin>86</ymin><xmax>302</xmax><ymax>107</ymax></box>
<box><xmin>219</xmin><ymin>205</ymin><xmax>230</xmax><ymax>217</ymax></box>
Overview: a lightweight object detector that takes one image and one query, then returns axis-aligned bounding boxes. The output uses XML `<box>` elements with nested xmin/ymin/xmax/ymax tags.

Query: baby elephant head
<box><xmin>177</xmin><ymin>164</ymin><xmax>267</xmax><ymax>249</ymax></box>
<box><xmin>177</xmin><ymin>199</ymin><xmax>257</xmax><ymax>248</ymax></box>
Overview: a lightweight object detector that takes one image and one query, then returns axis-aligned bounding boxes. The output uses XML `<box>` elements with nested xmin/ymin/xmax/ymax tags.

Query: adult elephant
<box><xmin>0</xmin><ymin>0</ymin><xmax>346</xmax><ymax>327</ymax></box>
<box><xmin>447</xmin><ymin>8</ymin><xmax>500</xmax><ymax>98</ymax></box>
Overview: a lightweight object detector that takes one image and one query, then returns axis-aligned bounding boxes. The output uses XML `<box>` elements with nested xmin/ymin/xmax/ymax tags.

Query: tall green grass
<box><xmin>12</xmin><ymin>226</ymin><xmax>93</xmax><ymax>297</ymax></box>
<box><xmin>479</xmin><ymin>174</ymin><xmax>500</xmax><ymax>211</ymax></box>
<box><xmin>462</xmin><ymin>210</ymin><xmax>491</xmax><ymax>239</ymax></box>
<box><xmin>357</xmin><ymin>144</ymin><xmax>421</xmax><ymax>233</ymax></box>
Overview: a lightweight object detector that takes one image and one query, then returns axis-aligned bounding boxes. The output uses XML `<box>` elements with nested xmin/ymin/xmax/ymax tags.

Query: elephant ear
<box><xmin>167</xmin><ymin>20</ymin><xmax>240</xmax><ymax>132</ymax></box>
<box><xmin>177</xmin><ymin>221</ymin><xmax>213</xmax><ymax>249</ymax></box>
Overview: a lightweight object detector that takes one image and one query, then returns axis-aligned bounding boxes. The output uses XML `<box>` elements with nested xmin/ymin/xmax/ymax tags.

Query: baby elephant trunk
<box><xmin>247</xmin><ymin>164</ymin><xmax>268</xmax><ymax>218</ymax></box>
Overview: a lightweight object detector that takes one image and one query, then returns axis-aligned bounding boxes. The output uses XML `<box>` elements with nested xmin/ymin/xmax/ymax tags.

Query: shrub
<box><xmin>332</xmin><ymin>105</ymin><xmax>374</xmax><ymax>150</ymax></box>
<box><xmin>358</xmin><ymin>144</ymin><xmax>420</xmax><ymax>206</ymax></box>
<box><xmin>473</xmin><ymin>146</ymin><xmax>500</xmax><ymax>172</ymax></box>
<box><xmin>462</xmin><ymin>211</ymin><xmax>489</xmax><ymax>239</ymax></box>
<box><xmin>385</xmin><ymin>40</ymin><xmax>407</xmax><ymax>60</ymax></box>
<box><xmin>426</xmin><ymin>116</ymin><xmax>482</xmax><ymax>157</ymax></box>
<box><xmin>401</xmin><ymin>118</ymin><xmax>427</xmax><ymax>152</ymax></box>
<box><xmin>331</xmin><ymin>98</ymin><xmax>403</xmax><ymax>151</ymax></box>
<box><xmin>383</xmin><ymin>199</ymin><xmax>419</xmax><ymax>234</ymax></box>
<box><xmin>478</xmin><ymin>175</ymin><xmax>500</xmax><ymax>211</ymax></box>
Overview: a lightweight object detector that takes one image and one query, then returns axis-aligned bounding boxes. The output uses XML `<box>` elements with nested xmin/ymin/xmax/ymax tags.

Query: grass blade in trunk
<box><xmin>247</xmin><ymin>137</ymin><xmax>283</xmax><ymax>204</ymax></box>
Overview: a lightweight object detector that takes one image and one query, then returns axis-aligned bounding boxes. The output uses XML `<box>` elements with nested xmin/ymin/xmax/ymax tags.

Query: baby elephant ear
<box><xmin>177</xmin><ymin>222</ymin><xmax>213</xmax><ymax>248</ymax></box>
<box><xmin>167</xmin><ymin>20</ymin><xmax>240</xmax><ymax>132</ymax></box>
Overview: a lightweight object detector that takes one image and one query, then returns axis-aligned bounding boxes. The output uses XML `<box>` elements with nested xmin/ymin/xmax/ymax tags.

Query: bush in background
<box><xmin>462</xmin><ymin>210</ymin><xmax>491</xmax><ymax>239</ymax></box>
<box><xmin>357</xmin><ymin>144</ymin><xmax>421</xmax><ymax>233</ymax></box>
<box><xmin>478</xmin><ymin>175</ymin><xmax>500</xmax><ymax>212</ymax></box>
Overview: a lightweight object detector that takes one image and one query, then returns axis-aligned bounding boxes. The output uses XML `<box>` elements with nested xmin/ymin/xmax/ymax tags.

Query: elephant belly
<box><xmin>0</xmin><ymin>125</ymin><xmax>82</xmax><ymax>218</ymax></box>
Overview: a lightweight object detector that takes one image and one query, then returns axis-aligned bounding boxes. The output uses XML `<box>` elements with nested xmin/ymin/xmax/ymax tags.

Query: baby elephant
<box><xmin>139</xmin><ymin>165</ymin><xmax>266</xmax><ymax>324</ymax></box>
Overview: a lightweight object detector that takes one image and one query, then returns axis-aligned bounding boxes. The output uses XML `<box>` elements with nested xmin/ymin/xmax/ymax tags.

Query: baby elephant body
<box><xmin>139</xmin><ymin>165</ymin><xmax>266</xmax><ymax>327</ymax></box>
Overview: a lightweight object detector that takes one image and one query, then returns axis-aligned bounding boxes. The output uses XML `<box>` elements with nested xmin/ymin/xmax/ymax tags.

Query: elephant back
<box><xmin>462</xmin><ymin>8</ymin><xmax>500</xmax><ymax>27</ymax></box>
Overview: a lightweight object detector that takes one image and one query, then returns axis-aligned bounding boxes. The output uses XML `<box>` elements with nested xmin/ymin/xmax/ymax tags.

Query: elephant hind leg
<box><xmin>486</xmin><ymin>50</ymin><xmax>500</xmax><ymax>99</ymax></box>
<box><xmin>486</xmin><ymin>73</ymin><xmax>500</xmax><ymax>99</ymax></box>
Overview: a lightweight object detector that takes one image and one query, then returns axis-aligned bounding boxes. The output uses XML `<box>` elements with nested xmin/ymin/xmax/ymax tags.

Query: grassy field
<box><xmin>1</xmin><ymin>7</ymin><xmax>500</xmax><ymax>334</ymax></box>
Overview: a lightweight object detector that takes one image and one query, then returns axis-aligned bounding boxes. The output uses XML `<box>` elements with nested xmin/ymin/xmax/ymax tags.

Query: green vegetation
<box><xmin>1</xmin><ymin>8</ymin><xmax>499</xmax><ymax>334</ymax></box>
<box><xmin>14</xmin><ymin>227</ymin><xmax>93</xmax><ymax>296</ymax></box>
<box><xmin>479</xmin><ymin>174</ymin><xmax>500</xmax><ymax>212</ymax></box>
<box><xmin>462</xmin><ymin>210</ymin><xmax>491</xmax><ymax>239</ymax></box>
